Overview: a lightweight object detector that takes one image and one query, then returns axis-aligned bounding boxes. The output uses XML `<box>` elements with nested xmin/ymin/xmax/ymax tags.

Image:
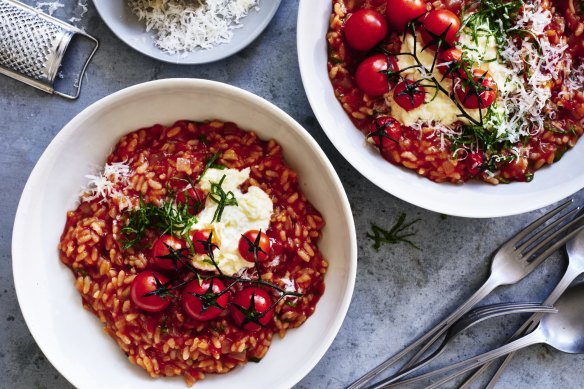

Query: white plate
<box><xmin>12</xmin><ymin>79</ymin><xmax>356</xmax><ymax>388</ymax></box>
<box><xmin>93</xmin><ymin>0</ymin><xmax>282</xmax><ymax>64</ymax></box>
<box><xmin>297</xmin><ymin>0</ymin><xmax>584</xmax><ymax>218</ymax></box>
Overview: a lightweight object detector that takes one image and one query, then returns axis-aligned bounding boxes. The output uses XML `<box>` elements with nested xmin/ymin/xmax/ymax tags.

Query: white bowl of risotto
<box><xmin>12</xmin><ymin>79</ymin><xmax>356</xmax><ymax>388</ymax></box>
<box><xmin>297</xmin><ymin>0</ymin><xmax>584</xmax><ymax>218</ymax></box>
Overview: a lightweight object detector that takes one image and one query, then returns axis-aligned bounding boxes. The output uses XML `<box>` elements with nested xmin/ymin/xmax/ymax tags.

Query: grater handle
<box><xmin>54</xmin><ymin>31</ymin><xmax>99</xmax><ymax>100</ymax></box>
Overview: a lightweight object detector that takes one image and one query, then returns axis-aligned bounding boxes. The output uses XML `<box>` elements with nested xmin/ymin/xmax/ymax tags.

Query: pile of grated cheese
<box><xmin>128</xmin><ymin>0</ymin><xmax>260</xmax><ymax>54</ymax></box>
<box><xmin>82</xmin><ymin>162</ymin><xmax>132</xmax><ymax>209</ymax></box>
<box><xmin>487</xmin><ymin>0</ymin><xmax>573</xmax><ymax>144</ymax></box>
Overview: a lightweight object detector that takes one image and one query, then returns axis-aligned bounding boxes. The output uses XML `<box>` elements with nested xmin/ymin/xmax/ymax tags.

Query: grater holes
<box><xmin>0</xmin><ymin>5</ymin><xmax>62</xmax><ymax>81</ymax></box>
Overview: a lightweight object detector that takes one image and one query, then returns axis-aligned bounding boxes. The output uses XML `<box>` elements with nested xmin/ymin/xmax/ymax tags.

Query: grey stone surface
<box><xmin>1</xmin><ymin>1</ymin><xmax>583</xmax><ymax>388</ymax></box>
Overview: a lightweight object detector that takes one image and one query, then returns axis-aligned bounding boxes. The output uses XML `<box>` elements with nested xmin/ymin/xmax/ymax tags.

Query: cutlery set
<box><xmin>350</xmin><ymin>200</ymin><xmax>584</xmax><ymax>388</ymax></box>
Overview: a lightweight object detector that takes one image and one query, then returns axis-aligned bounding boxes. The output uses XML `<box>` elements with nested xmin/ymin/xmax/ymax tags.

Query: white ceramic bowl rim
<box><xmin>12</xmin><ymin>79</ymin><xmax>357</xmax><ymax>388</ymax></box>
<box><xmin>296</xmin><ymin>0</ymin><xmax>584</xmax><ymax>218</ymax></box>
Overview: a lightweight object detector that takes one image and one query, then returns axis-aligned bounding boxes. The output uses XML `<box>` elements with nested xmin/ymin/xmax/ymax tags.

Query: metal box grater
<box><xmin>0</xmin><ymin>0</ymin><xmax>98</xmax><ymax>99</ymax></box>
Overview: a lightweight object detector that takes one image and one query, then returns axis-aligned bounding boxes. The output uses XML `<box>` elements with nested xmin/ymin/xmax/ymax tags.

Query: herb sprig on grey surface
<box><xmin>367</xmin><ymin>213</ymin><xmax>420</xmax><ymax>250</ymax></box>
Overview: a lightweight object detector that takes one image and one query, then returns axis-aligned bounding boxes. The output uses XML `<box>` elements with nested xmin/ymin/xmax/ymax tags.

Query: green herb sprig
<box><xmin>120</xmin><ymin>193</ymin><xmax>199</xmax><ymax>250</ymax></box>
<box><xmin>460</xmin><ymin>0</ymin><xmax>523</xmax><ymax>46</ymax></box>
<box><xmin>197</xmin><ymin>152</ymin><xmax>225</xmax><ymax>183</ymax></box>
<box><xmin>367</xmin><ymin>213</ymin><xmax>420</xmax><ymax>250</ymax></box>
<box><xmin>208</xmin><ymin>174</ymin><xmax>238</xmax><ymax>223</ymax></box>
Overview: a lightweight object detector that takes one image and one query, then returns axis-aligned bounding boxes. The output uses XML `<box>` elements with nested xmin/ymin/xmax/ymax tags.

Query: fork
<box><xmin>347</xmin><ymin>200</ymin><xmax>584</xmax><ymax>389</ymax></box>
<box><xmin>456</xmin><ymin>226</ymin><xmax>584</xmax><ymax>389</ymax></box>
<box><xmin>369</xmin><ymin>303</ymin><xmax>557</xmax><ymax>388</ymax></box>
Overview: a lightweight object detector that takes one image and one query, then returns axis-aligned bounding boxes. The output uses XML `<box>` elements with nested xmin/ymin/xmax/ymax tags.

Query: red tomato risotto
<box><xmin>328</xmin><ymin>0</ymin><xmax>584</xmax><ymax>184</ymax></box>
<box><xmin>59</xmin><ymin>120</ymin><xmax>327</xmax><ymax>386</ymax></box>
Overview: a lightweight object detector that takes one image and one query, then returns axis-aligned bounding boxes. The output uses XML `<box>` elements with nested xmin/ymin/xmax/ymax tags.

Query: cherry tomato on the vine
<box><xmin>386</xmin><ymin>0</ymin><xmax>427</xmax><ymax>31</ymax></box>
<box><xmin>393</xmin><ymin>79</ymin><xmax>426</xmax><ymax>111</ymax></box>
<box><xmin>355</xmin><ymin>54</ymin><xmax>399</xmax><ymax>97</ymax></box>
<box><xmin>344</xmin><ymin>9</ymin><xmax>388</xmax><ymax>51</ymax></box>
<box><xmin>455</xmin><ymin>69</ymin><xmax>498</xmax><ymax>109</ymax></box>
<box><xmin>421</xmin><ymin>9</ymin><xmax>461</xmax><ymax>47</ymax></box>
<box><xmin>176</xmin><ymin>187</ymin><xmax>206</xmax><ymax>215</ymax></box>
<box><xmin>368</xmin><ymin>116</ymin><xmax>402</xmax><ymax>151</ymax></box>
<box><xmin>192</xmin><ymin>229</ymin><xmax>218</xmax><ymax>255</ymax></box>
<box><xmin>182</xmin><ymin>278</ymin><xmax>229</xmax><ymax>321</ymax></box>
<box><xmin>437</xmin><ymin>48</ymin><xmax>464</xmax><ymax>77</ymax></box>
<box><xmin>230</xmin><ymin>287</ymin><xmax>274</xmax><ymax>331</ymax></box>
<box><xmin>238</xmin><ymin>230</ymin><xmax>271</xmax><ymax>262</ymax></box>
<box><xmin>130</xmin><ymin>271</ymin><xmax>172</xmax><ymax>312</ymax></box>
<box><xmin>151</xmin><ymin>235</ymin><xmax>187</xmax><ymax>270</ymax></box>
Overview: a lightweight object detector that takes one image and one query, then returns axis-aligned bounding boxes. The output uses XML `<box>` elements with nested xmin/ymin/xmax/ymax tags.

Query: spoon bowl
<box><xmin>541</xmin><ymin>283</ymin><xmax>584</xmax><ymax>354</ymax></box>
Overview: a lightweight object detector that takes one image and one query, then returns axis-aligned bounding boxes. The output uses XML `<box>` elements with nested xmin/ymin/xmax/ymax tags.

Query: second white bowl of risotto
<box><xmin>298</xmin><ymin>0</ymin><xmax>584</xmax><ymax>217</ymax></box>
<box><xmin>12</xmin><ymin>79</ymin><xmax>356</xmax><ymax>388</ymax></box>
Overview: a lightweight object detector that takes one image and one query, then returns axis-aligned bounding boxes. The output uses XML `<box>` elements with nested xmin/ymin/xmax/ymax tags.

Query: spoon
<box><xmin>457</xmin><ymin>227</ymin><xmax>584</xmax><ymax>389</ymax></box>
<box><xmin>373</xmin><ymin>283</ymin><xmax>584</xmax><ymax>388</ymax></box>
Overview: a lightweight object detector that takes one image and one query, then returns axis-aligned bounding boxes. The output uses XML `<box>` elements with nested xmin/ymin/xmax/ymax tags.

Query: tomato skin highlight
<box><xmin>230</xmin><ymin>287</ymin><xmax>274</xmax><ymax>331</ymax></box>
<box><xmin>176</xmin><ymin>187</ymin><xmax>206</xmax><ymax>215</ymax></box>
<box><xmin>355</xmin><ymin>54</ymin><xmax>399</xmax><ymax>97</ymax></box>
<box><xmin>192</xmin><ymin>229</ymin><xmax>216</xmax><ymax>255</ymax></box>
<box><xmin>238</xmin><ymin>230</ymin><xmax>271</xmax><ymax>262</ymax></box>
<box><xmin>386</xmin><ymin>0</ymin><xmax>427</xmax><ymax>31</ymax></box>
<box><xmin>393</xmin><ymin>79</ymin><xmax>426</xmax><ymax>111</ymax></box>
<box><xmin>151</xmin><ymin>235</ymin><xmax>186</xmax><ymax>270</ymax></box>
<box><xmin>455</xmin><ymin>69</ymin><xmax>498</xmax><ymax>109</ymax></box>
<box><xmin>421</xmin><ymin>9</ymin><xmax>461</xmax><ymax>47</ymax></box>
<box><xmin>130</xmin><ymin>271</ymin><xmax>172</xmax><ymax>312</ymax></box>
<box><xmin>344</xmin><ymin>9</ymin><xmax>388</xmax><ymax>51</ymax></box>
<box><xmin>182</xmin><ymin>278</ymin><xmax>229</xmax><ymax>321</ymax></box>
<box><xmin>368</xmin><ymin>116</ymin><xmax>402</xmax><ymax>151</ymax></box>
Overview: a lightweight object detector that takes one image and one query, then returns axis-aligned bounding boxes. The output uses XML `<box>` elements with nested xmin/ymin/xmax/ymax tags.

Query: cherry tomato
<box><xmin>386</xmin><ymin>0</ymin><xmax>427</xmax><ymax>31</ymax></box>
<box><xmin>455</xmin><ymin>69</ymin><xmax>498</xmax><ymax>109</ymax></box>
<box><xmin>151</xmin><ymin>235</ymin><xmax>187</xmax><ymax>270</ymax></box>
<box><xmin>238</xmin><ymin>230</ymin><xmax>271</xmax><ymax>262</ymax></box>
<box><xmin>467</xmin><ymin>150</ymin><xmax>485</xmax><ymax>175</ymax></box>
<box><xmin>355</xmin><ymin>54</ymin><xmax>399</xmax><ymax>96</ymax></box>
<box><xmin>230</xmin><ymin>287</ymin><xmax>274</xmax><ymax>331</ymax></box>
<box><xmin>182</xmin><ymin>278</ymin><xmax>229</xmax><ymax>321</ymax></box>
<box><xmin>368</xmin><ymin>116</ymin><xmax>402</xmax><ymax>151</ymax></box>
<box><xmin>130</xmin><ymin>271</ymin><xmax>172</xmax><ymax>312</ymax></box>
<box><xmin>437</xmin><ymin>48</ymin><xmax>463</xmax><ymax>77</ymax></box>
<box><xmin>192</xmin><ymin>229</ymin><xmax>217</xmax><ymax>255</ymax></box>
<box><xmin>393</xmin><ymin>79</ymin><xmax>426</xmax><ymax>111</ymax></box>
<box><xmin>344</xmin><ymin>9</ymin><xmax>388</xmax><ymax>51</ymax></box>
<box><xmin>176</xmin><ymin>187</ymin><xmax>205</xmax><ymax>215</ymax></box>
<box><xmin>421</xmin><ymin>9</ymin><xmax>461</xmax><ymax>47</ymax></box>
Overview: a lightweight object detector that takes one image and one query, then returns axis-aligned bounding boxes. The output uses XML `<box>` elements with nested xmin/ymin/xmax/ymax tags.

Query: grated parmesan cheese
<box><xmin>35</xmin><ymin>1</ymin><xmax>64</xmax><ymax>15</ymax></box>
<box><xmin>82</xmin><ymin>162</ymin><xmax>132</xmax><ymax>209</ymax></box>
<box><xmin>128</xmin><ymin>0</ymin><xmax>260</xmax><ymax>54</ymax></box>
<box><xmin>487</xmin><ymin>0</ymin><xmax>573</xmax><ymax>143</ymax></box>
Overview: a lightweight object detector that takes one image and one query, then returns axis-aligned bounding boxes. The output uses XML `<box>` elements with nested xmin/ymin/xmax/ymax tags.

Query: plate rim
<box><xmin>92</xmin><ymin>0</ymin><xmax>283</xmax><ymax>65</ymax></box>
<box><xmin>12</xmin><ymin>78</ymin><xmax>357</xmax><ymax>388</ymax></box>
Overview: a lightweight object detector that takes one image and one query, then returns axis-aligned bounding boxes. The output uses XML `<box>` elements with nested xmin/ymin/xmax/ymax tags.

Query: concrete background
<box><xmin>1</xmin><ymin>1</ymin><xmax>583</xmax><ymax>388</ymax></box>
